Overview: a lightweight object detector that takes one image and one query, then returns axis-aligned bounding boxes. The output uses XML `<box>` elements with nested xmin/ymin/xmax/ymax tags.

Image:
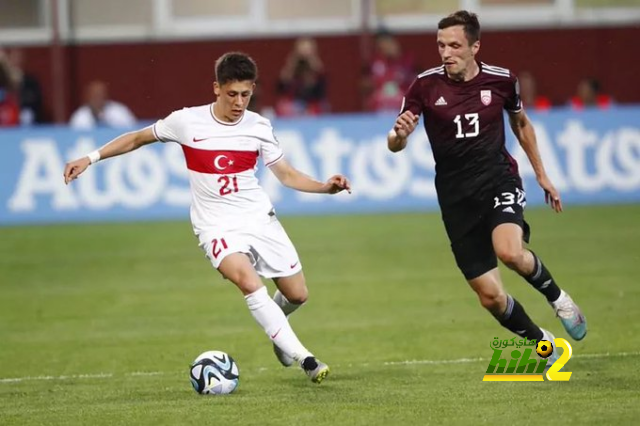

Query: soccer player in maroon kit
<box><xmin>387</xmin><ymin>10</ymin><xmax>587</xmax><ymax>362</ymax></box>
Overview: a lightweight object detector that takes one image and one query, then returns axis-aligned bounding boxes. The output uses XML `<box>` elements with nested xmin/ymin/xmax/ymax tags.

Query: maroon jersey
<box><xmin>401</xmin><ymin>62</ymin><xmax>522</xmax><ymax>208</ymax></box>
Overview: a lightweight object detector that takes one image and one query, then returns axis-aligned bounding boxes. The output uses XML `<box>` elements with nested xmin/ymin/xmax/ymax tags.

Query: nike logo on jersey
<box><xmin>290</xmin><ymin>262</ymin><xmax>299</xmax><ymax>269</ymax></box>
<box><xmin>192</xmin><ymin>137</ymin><xmax>211</xmax><ymax>143</ymax></box>
<box><xmin>435</xmin><ymin>96</ymin><xmax>447</xmax><ymax>106</ymax></box>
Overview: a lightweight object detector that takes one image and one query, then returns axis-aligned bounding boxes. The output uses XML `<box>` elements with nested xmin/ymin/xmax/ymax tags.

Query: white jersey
<box><xmin>152</xmin><ymin>103</ymin><xmax>284</xmax><ymax>235</ymax></box>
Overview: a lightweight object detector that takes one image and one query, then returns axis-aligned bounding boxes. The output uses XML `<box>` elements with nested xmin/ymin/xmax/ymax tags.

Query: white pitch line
<box><xmin>130</xmin><ymin>371</ymin><xmax>164</xmax><ymax>377</ymax></box>
<box><xmin>384</xmin><ymin>357</ymin><xmax>486</xmax><ymax>366</ymax></box>
<box><xmin>2</xmin><ymin>351</ymin><xmax>639</xmax><ymax>384</ymax></box>
<box><xmin>383</xmin><ymin>350</ymin><xmax>640</xmax><ymax>366</ymax></box>
<box><xmin>0</xmin><ymin>373</ymin><xmax>113</xmax><ymax>383</ymax></box>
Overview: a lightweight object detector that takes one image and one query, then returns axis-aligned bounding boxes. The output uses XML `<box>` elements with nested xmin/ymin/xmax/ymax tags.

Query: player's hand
<box><xmin>393</xmin><ymin>111</ymin><xmax>419</xmax><ymax>139</ymax></box>
<box><xmin>64</xmin><ymin>157</ymin><xmax>91</xmax><ymax>184</ymax></box>
<box><xmin>538</xmin><ymin>175</ymin><xmax>563</xmax><ymax>213</ymax></box>
<box><xmin>323</xmin><ymin>174</ymin><xmax>351</xmax><ymax>194</ymax></box>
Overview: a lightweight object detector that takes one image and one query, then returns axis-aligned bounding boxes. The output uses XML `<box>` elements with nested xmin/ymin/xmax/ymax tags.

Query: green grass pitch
<box><xmin>1</xmin><ymin>204</ymin><xmax>639</xmax><ymax>425</ymax></box>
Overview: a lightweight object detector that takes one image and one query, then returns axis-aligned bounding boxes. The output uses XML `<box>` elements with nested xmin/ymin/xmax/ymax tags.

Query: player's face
<box><xmin>213</xmin><ymin>80</ymin><xmax>255</xmax><ymax>122</ymax></box>
<box><xmin>437</xmin><ymin>25</ymin><xmax>479</xmax><ymax>81</ymax></box>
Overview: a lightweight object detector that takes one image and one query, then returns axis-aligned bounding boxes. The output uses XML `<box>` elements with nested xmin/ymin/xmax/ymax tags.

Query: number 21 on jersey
<box><xmin>218</xmin><ymin>175</ymin><xmax>238</xmax><ymax>196</ymax></box>
<box><xmin>454</xmin><ymin>113</ymin><xmax>479</xmax><ymax>139</ymax></box>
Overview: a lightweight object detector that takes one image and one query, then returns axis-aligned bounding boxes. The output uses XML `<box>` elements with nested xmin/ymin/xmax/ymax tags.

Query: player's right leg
<box><xmin>217</xmin><ymin>253</ymin><xmax>316</xmax><ymax>366</ymax></box>
<box><xmin>270</xmin><ymin>273</ymin><xmax>308</xmax><ymax>367</ymax></box>
<box><xmin>249</xmin><ymin>218</ymin><xmax>329</xmax><ymax>383</ymax></box>
<box><xmin>489</xmin><ymin>190</ymin><xmax>588</xmax><ymax>341</ymax></box>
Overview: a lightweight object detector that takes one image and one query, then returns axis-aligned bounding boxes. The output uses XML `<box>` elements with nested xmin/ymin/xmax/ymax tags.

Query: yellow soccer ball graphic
<box><xmin>536</xmin><ymin>340</ymin><xmax>554</xmax><ymax>358</ymax></box>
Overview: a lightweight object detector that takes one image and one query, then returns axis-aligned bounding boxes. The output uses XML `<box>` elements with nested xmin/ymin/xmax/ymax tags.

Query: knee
<box><xmin>228</xmin><ymin>271</ymin><xmax>262</xmax><ymax>294</ymax></box>
<box><xmin>478</xmin><ymin>289</ymin><xmax>507</xmax><ymax>314</ymax></box>
<box><xmin>274</xmin><ymin>272</ymin><xmax>309</xmax><ymax>304</ymax></box>
<box><xmin>495</xmin><ymin>247</ymin><xmax>525</xmax><ymax>270</ymax></box>
<box><xmin>284</xmin><ymin>279</ymin><xmax>308</xmax><ymax>305</ymax></box>
<box><xmin>286</xmin><ymin>288</ymin><xmax>308</xmax><ymax>305</ymax></box>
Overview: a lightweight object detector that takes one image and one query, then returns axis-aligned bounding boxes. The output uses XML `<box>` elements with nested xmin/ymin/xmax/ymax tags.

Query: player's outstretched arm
<box><xmin>269</xmin><ymin>158</ymin><xmax>351</xmax><ymax>194</ymax></box>
<box><xmin>388</xmin><ymin>111</ymin><xmax>419</xmax><ymax>153</ymax></box>
<box><xmin>63</xmin><ymin>127</ymin><xmax>158</xmax><ymax>184</ymax></box>
<box><xmin>508</xmin><ymin>110</ymin><xmax>563</xmax><ymax>213</ymax></box>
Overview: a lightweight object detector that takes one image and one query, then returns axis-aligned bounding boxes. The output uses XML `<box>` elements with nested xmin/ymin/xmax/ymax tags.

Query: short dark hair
<box><xmin>438</xmin><ymin>10</ymin><xmax>481</xmax><ymax>45</ymax></box>
<box><xmin>215</xmin><ymin>52</ymin><xmax>258</xmax><ymax>85</ymax></box>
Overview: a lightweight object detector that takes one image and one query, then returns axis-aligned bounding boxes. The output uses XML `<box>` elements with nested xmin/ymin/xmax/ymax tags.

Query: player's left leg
<box><xmin>468</xmin><ymin>268</ymin><xmax>564</xmax><ymax>367</ymax></box>
<box><xmin>450</xmin><ymin>221</ymin><xmax>547</xmax><ymax>344</ymax></box>
<box><xmin>492</xmin><ymin>221</ymin><xmax>587</xmax><ymax>341</ymax></box>
<box><xmin>467</xmin><ymin>267</ymin><xmax>544</xmax><ymax>343</ymax></box>
<box><xmin>492</xmin><ymin>222</ymin><xmax>560</xmax><ymax>299</ymax></box>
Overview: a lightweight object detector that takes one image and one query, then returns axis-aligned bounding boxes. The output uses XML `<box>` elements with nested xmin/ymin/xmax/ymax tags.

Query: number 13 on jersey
<box><xmin>454</xmin><ymin>113</ymin><xmax>479</xmax><ymax>138</ymax></box>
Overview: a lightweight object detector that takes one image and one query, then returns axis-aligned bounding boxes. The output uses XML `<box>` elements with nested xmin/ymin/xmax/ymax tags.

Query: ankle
<box><xmin>301</xmin><ymin>356</ymin><xmax>318</xmax><ymax>370</ymax></box>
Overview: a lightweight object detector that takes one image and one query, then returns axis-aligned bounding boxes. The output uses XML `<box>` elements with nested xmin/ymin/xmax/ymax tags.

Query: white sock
<box><xmin>273</xmin><ymin>290</ymin><xmax>303</xmax><ymax>317</ymax></box>
<box><xmin>541</xmin><ymin>329</ymin><xmax>556</xmax><ymax>347</ymax></box>
<box><xmin>244</xmin><ymin>287</ymin><xmax>312</xmax><ymax>362</ymax></box>
<box><xmin>550</xmin><ymin>290</ymin><xmax>567</xmax><ymax>306</ymax></box>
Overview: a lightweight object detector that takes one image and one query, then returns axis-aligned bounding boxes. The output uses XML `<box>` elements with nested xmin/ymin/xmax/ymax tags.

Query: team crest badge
<box><xmin>481</xmin><ymin>90</ymin><xmax>492</xmax><ymax>106</ymax></box>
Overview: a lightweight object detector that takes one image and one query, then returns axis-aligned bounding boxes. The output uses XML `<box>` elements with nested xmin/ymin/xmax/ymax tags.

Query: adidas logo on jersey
<box><xmin>502</xmin><ymin>206</ymin><xmax>515</xmax><ymax>214</ymax></box>
<box><xmin>435</xmin><ymin>96</ymin><xmax>447</xmax><ymax>106</ymax></box>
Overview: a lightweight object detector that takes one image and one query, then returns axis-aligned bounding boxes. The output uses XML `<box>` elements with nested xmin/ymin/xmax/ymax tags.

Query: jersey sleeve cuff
<box><xmin>151</xmin><ymin>123</ymin><xmax>166</xmax><ymax>142</ymax></box>
<box><xmin>265</xmin><ymin>153</ymin><xmax>284</xmax><ymax>167</ymax></box>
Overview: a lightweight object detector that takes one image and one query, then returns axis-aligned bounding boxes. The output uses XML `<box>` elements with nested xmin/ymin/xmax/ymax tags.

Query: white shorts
<box><xmin>198</xmin><ymin>218</ymin><xmax>302</xmax><ymax>279</ymax></box>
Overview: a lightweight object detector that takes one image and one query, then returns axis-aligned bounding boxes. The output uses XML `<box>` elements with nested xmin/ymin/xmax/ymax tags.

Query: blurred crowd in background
<box><xmin>2</xmin><ymin>0</ymin><xmax>638</xmax><ymax>128</ymax></box>
<box><xmin>0</xmin><ymin>31</ymin><xmax>618</xmax><ymax>130</ymax></box>
<box><xmin>0</xmin><ymin>47</ymin><xmax>43</xmax><ymax>127</ymax></box>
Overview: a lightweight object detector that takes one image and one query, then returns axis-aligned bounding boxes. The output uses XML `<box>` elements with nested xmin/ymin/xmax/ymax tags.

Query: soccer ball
<box><xmin>536</xmin><ymin>340</ymin><xmax>554</xmax><ymax>358</ymax></box>
<box><xmin>189</xmin><ymin>350</ymin><xmax>239</xmax><ymax>395</ymax></box>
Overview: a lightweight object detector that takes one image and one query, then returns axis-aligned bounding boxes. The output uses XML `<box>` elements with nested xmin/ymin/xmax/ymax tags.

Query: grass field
<box><xmin>1</xmin><ymin>204</ymin><xmax>639</xmax><ymax>425</ymax></box>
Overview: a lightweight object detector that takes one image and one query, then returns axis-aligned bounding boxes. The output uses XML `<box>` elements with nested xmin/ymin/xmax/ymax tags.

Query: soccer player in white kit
<box><xmin>63</xmin><ymin>52</ymin><xmax>351</xmax><ymax>384</ymax></box>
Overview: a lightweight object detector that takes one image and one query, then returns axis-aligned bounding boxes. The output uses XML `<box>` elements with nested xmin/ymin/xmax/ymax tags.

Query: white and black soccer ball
<box><xmin>189</xmin><ymin>350</ymin><xmax>239</xmax><ymax>395</ymax></box>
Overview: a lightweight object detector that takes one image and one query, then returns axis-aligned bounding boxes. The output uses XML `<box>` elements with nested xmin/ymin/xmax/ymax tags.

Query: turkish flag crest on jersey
<box><xmin>480</xmin><ymin>90</ymin><xmax>492</xmax><ymax>106</ymax></box>
<box><xmin>181</xmin><ymin>145</ymin><xmax>258</xmax><ymax>175</ymax></box>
